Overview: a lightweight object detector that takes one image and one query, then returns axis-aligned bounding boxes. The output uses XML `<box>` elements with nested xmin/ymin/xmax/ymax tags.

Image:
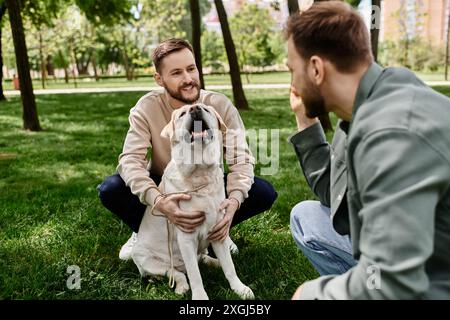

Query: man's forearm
<box><xmin>289</xmin><ymin>122</ymin><xmax>331</xmax><ymax>206</ymax></box>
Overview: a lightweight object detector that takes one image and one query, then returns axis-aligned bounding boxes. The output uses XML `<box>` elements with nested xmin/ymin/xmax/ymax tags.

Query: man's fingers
<box><xmin>177</xmin><ymin>210</ymin><xmax>205</xmax><ymax>220</ymax></box>
<box><xmin>210</xmin><ymin>218</ymin><xmax>228</xmax><ymax>234</ymax></box>
<box><xmin>176</xmin><ymin>216</ymin><xmax>205</xmax><ymax>227</ymax></box>
<box><xmin>178</xmin><ymin>226</ymin><xmax>195</xmax><ymax>233</ymax></box>
<box><xmin>208</xmin><ymin>219</ymin><xmax>230</xmax><ymax>240</ymax></box>
<box><xmin>208</xmin><ymin>229</ymin><xmax>228</xmax><ymax>242</ymax></box>
<box><xmin>219</xmin><ymin>201</ymin><xmax>229</xmax><ymax>211</ymax></box>
<box><xmin>168</xmin><ymin>193</ymin><xmax>191</xmax><ymax>202</ymax></box>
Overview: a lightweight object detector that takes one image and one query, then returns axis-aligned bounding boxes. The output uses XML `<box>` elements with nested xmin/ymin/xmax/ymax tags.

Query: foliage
<box><xmin>229</xmin><ymin>3</ymin><xmax>284</xmax><ymax>71</ymax></box>
<box><xmin>201</xmin><ymin>30</ymin><xmax>226</xmax><ymax>73</ymax></box>
<box><xmin>74</xmin><ymin>0</ymin><xmax>135</xmax><ymax>26</ymax></box>
<box><xmin>345</xmin><ymin>0</ymin><xmax>361</xmax><ymax>8</ymax></box>
<box><xmin>379</xmin><ymin>39</ymin><xmax>445</xmax><ymax>72</ymax></box>
<box><xmin>140</xmin><ymin>0</ymin><xmax>187</xmax><ymax>43</ymax></box>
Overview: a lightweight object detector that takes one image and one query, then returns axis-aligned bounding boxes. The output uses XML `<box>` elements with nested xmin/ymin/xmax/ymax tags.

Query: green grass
<box><xmin>0</xmin><ymin>88</ymin><xmax>322</xmax><ymax>300</ymax></box>
<box><xmin>2</xmin><ymin>72</ymin><xmax>293</xmax><ymax>91</ymax></box>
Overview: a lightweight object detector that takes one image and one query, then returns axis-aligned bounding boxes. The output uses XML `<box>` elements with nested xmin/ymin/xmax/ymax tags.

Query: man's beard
<box><xmin>301</xmin><ymin>74</ymin><xmax>327</xmax><ymax>119</ymax></box>
<box><xmin>164</xmin><ymin>80</ymin><xmax>201</xmax><ymax>104</ymax></box>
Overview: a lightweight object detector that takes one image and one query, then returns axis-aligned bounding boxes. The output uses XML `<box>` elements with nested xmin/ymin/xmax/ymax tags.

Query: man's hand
<box><xmin>290</xmin><ymin>86</ymin><xmax>319</xmax><ymax>131</ymax></box>
<box><xmin>292</xmin><ymin>285</ymin><xmax>303</xmax><ymax>300</ymax></box>
<box><xmin>154</xmin><ymin>194</ymin><xmax>205</xmax><ymax>233</ymax></box>
<box><xmin>207</xmin><ymin>198</ymin><xmax>239</xmax><ymax>242</ymax></box>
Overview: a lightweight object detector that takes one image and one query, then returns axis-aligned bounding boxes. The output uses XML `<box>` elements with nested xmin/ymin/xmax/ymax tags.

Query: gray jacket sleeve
<box><xmin>289</xmin><ymin>123</ymin><xmax>331</xmax><ymax>207</ymax></box>
<box><xmin>299</xmin><ymin>129</ymin><xmax>446</xmax><ymax>299</ymax></box>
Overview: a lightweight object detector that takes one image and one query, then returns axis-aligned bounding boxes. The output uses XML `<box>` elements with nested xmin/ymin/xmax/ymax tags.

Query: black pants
<box><xmin>97</xmin><ymin>173</ymin><xmax>278</xmax><ymax>233</ymax></box>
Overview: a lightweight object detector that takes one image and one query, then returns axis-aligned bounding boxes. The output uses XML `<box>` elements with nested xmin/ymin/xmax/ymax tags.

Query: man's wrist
<box><xmin>295</xmin><ymin>112</ymin><xmax>319</xmax><ymax>132</ymax></box>
<box><xmin>228</xmin><ymin>191</ymin><xmax>244</xmax><ymax>209</ymax></box>
<box><xmin>146</xmin><ymin>188</ymin><xmax>162</xmax><ymax>207</ymax></box>
<box><xmin>154</xmin><ymin>194</ymin><xmax>164</xmax><ymax>205</ymax></box>
<box><xmin>229</xmin><ymin>197</ymin><xmax>240</xmax><ymax>209</ymax></box>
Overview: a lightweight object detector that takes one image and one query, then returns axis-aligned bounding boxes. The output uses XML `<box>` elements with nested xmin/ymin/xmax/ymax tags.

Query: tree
<box><xmin>214</xmin><ymin>0</ymin><xmax>248</xmax><ymax>110</ymax></box>
<box><xmin>230</xmin><ymin>3</ymin><xmax>283</xmax><ymax>82</ymax></box>
<box><xmin>370</xmin><ymin>0</ymin><xmax>380</xmax><ymax>62</ymax></box>
<box><xmin>189</xmin><ymin>0</ymin><xmax>204</xmax><ymax>89</ymax></box>
<box><xmin>6</xmin><ymin>0</ymin><xmax>41</xmax><ymax>131</ymax></box>
<box><xmin>446</xmin><ymin>9</ymin><xmax>450</xmax><ymax>80</ymax></box>
<box><xmin>0</xmin><ymin>2</ymin><xmax>7</xmax><ymax>101</ymax></box>
<box><xmin>287</xmin><ymin>0</ymin><xmax>299</xmax><ymax>15</ymax></box>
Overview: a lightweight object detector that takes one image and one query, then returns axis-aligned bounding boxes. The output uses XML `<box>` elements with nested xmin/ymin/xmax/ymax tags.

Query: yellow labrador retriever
<box><xmin>132</xmin><ymin>103</ymin><xmax>254</xmax><ymax>300</ymax></box>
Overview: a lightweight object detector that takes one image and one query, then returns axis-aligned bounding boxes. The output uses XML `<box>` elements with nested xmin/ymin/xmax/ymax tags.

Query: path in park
<box><xmin>4</xmin><ymin>81</ymin><xmax>450</xmax><ymax>96</ymax></box>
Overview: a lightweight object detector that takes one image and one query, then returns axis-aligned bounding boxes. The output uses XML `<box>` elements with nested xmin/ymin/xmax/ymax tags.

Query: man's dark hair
<box><xmin>284</xmin><ymin>1</ymin><xmax>373</xmax><ymax>73</ymax></box>
<box><xmin>152</xmin><ymin>38</ymin><xmax>194</xmax><ymax>73</ymax></box>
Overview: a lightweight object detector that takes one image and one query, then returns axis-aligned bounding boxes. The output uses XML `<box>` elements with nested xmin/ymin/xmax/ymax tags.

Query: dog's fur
<box><xmin>131</xmin><ymin>103</ymin><xmax>254</xmax><ymax>300</ymax></box>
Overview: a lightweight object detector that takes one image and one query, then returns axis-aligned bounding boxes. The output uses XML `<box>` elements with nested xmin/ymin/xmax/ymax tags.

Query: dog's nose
<box><xmin>189</xmin><ymin>105</ymin><xmax>202</xmax><ymax>120</ymax></box>
<box><xmin>190</xmin><ymin>105</ymin><xmax>200</xmax><ymax>113</ymax></box>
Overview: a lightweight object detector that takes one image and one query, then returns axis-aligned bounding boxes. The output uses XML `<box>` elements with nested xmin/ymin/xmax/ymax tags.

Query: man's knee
<box><xmin>251</xmin><ymin>177</ymin><xmax>278</xmax><ymax>211</ymax></box>
<box><xmin>290</xmin><ymin>200</ymin><xmax>325</xmax><ymax>244</ymax></box>
<box><xmin>97</xmin><ymin>173</ymin><xmax>125</xmax><ymax>205</ymax></box>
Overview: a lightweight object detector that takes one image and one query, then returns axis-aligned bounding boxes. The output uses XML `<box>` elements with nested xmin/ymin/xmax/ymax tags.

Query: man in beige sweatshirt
<box><xmin>97</xmin><ymin>39</ymin><xmax>277</xmax><ymax>260</ymax></box>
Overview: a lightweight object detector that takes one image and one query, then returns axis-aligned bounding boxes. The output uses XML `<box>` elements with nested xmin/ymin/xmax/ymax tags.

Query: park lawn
<box><xmin>0</xmin><ymin>88</ymin><xmax>321</xmax><ymax>300</ymax></box>
<box><xmin>2</xmin><ymin>72</ymin><xmax>293</xmax><ymax>91</ymax></box>
<box><xmin>2</xmin><ymin>70</ymin><xmax>449</xmax><ymax>92</ymax></box>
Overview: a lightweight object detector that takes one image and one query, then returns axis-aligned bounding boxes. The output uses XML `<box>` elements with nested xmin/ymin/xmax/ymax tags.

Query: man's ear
<box><xmin>309</xmin><ymin>56</ymin><xmax>325</xmax><ymax>86</ymax></box>
<box><xmin>154</xmin><ymin>72</ymin><xmax>164</xmax><ymax>87</ymax></box>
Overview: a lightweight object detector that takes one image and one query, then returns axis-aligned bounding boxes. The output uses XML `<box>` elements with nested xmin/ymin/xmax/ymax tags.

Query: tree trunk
<box><xmin>58</xmin><ymin>50</ymin><xmax>69</xmax><ymax>84</ymax></box>
<box><xmin>92</xmin><ymin>51</ymin><xmax>99</xmax><ymax>81</ymax></box>
<box><xmin>122</xmin><ymin>50</ymin><xmax>132</xmax><ymax>81</ymax></box>
<box><xmin>70</xmin><ymin>42</ymin><xmax>78</xmax><ymax>88</ymax></box>
<box><xmin>6</xmin><ymin>0</ymin><xmax>41</xmax><ymax>131</ymax></box>
<box><xmin>214</xmin><ymin>0</ymin><xmax>249</xmax><ymax>109</ymax></box>
<box><xmin>39</xmin><ymin>33</ymin><xmax>46</xmax><ymax>89</ymax></box>
<box><xmin>371</xmin><ymin>0</ymin><xmax>381</xmax><ymax>62</ymax></box>
<box><xmin>80</xmin><ymin>51</ymin><xmax>92</xmax><ymax>75</ymax></box>
<box><xmin>190</xmin><ymin>0</ymin><xmax>205</xmax><ymax>89</ymax></box>
<box><xmin>445</xmin><ymin>10</ymin><xmax>450</xmax><ymax>80</ymax></box>
<box><xmin>287</xmin><ymin>0</ymin><xmax>299</xmax><ymax>15</ymax></box>
<box><xmin>0</xmin><ymin>3</ymin><xmax>7</xmax><ymax>101</ymax></box>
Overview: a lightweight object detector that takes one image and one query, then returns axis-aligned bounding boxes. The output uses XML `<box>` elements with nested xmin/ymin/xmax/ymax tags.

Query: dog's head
<box><xmin>161</xmin><ymin>103</ymin><xmax>227</xmax><ymax>167</ymax></box>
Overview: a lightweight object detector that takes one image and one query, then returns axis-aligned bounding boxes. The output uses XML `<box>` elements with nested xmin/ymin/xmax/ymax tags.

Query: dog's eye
<box><xmin>180</xmin><ymin>111</ymin><xmax>186</xmax><ymax>117</ymax></box>
<box><xmin>204</xmin><ymin>109</ymin><xmax>210</xmax><ymax>114</ymax></box>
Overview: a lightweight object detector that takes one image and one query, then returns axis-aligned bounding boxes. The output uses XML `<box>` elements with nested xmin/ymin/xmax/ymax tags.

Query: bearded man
<box><xmin>98</xmin><ymin>39</ymin><xmax>277</xmax><ymax>260</ymax></box>
<box><xmin>287</xmin><ymin>1</ymin><xmax>450</xmax><ymax>299</ymax></box>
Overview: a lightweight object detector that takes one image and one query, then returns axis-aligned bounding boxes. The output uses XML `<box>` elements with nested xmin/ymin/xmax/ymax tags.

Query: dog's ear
<box><xmin>205</xmin><ymin>105</ymin><xmax>227</xmax><ymax>134</ymax></box>
<box><xmin>160</xmin><ymin>122</ymin><xmax>174</xmax><ymax>140</ymax></box>
<box><xmin>160</xmin><ymin>110</ymin><xmax>178</xmax><ymax>140</ymax></box>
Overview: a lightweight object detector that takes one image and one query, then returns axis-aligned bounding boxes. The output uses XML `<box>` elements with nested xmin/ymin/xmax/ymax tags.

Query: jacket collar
<box><xmin>349</xmin><ymin>63</ymin><xmax>384</xmax><ymax>127</ymax></box>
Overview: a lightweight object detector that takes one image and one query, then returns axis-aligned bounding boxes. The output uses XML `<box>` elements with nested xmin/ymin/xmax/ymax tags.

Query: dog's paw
<box><xmin>234</xmin><ymin>285</ymin><xmax>254</xmax><ymax>300</ymax></box>
<box><xmin>174</xmin><ymin>281</ymin><xmax>190</xmax><ymax>295</ymax></box>
<box><xmin>201</xmin><ymin>254</ymin><xmax>220</xmax><ymax>268</ymax></box>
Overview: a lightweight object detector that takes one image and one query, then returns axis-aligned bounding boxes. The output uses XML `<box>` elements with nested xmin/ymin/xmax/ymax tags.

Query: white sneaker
<box><xmin>119</xmin><ymin>232</ymin><xmax>138</xmax><ymax>261</ymax></box>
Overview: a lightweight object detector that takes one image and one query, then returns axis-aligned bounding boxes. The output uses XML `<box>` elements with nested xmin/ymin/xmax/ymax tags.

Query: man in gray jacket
<box><xmin>287</xmin><ymin>1</ymin><xmax>450</xmax><ymax>299</ymax></box>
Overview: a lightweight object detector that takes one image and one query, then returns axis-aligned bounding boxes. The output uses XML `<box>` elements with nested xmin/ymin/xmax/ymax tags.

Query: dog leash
<box><xmin>150</xmin><ymin>183</ymin><xmax>208</xmax><ymax>288</ymax></box>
